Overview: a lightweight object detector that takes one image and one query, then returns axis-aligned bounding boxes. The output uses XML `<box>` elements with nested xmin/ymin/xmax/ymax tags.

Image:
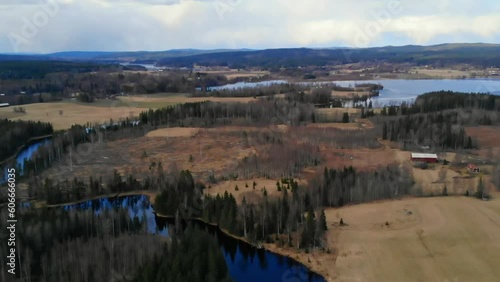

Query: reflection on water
<box><xmin>212</xmin><ymin>78</ymin><xmax>500</xmax><ymax>107</ymax></box>
<box><xmin>2</xmin><ymin>138</ymin><xmax>52</xmax><ymax>183</ymax></box>
<box><xmin>62</xmin><ymin>195</ymin><xmax>325</xmax><ymax>282</ymax></box>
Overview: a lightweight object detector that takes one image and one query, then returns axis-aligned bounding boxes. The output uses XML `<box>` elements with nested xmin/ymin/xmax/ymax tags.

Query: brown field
<box><xmin>464</xmin><ymin>126</ymin><xmax>500</xmax><ymax>166</ymax></box>
<box><xmin>321</xmin><ymin>146</ymin><xmax>399</xmax><ymax>171</ymax></box>
<box><xmin>410</xmin><ymin>68</ymin><xmax>471</xmax><ymax>79</ymax></box>
<box><xmin>307</xmin><ymin>122</ymin><xmax>366</xmax><ymax>130</ymax></box>
<box><xmin>120</xmin><ymin>93</ymin><xmax>257</xmax><ymax>105</ymax></box>
<box><xmin>146</xmin><ymin>127</ymin><xmax>199</xmax><ymax>138</ymax></box>
<box><xmin>326</xmin><ymin>193</ymin><xmax>500</xmax><ymax>282</ymax></box>
<box><xmin>306</xmin><ymin>118</ymin><xmax>373</xmax><ymax>130</ymax></box>
<box><xmin>0</xmin><ymin>94</ymin><xmax>259</xmax><ymax>130</ymax></box>
<box><xmin>203</xmin><ymin>70</ymin><xmax>269</xmax><ymax>79</ymax></box>
<box><xmin>42</xmin><ymin>128</ymin><xmax>255</xmax><ymax>182</ymax></box>
<box><xmin>0</xmin><ymin>101</ymin><xmax>145</xmax><ymax>130</ymax></box>
<box><xmin>205</xmin><ymin>178</ymin><xmax>305</xmax><ymax>204</ymax></box>
<box><xmin>266</xmin><ymin>194</ymin><xmax>500</xmax><ymax>282</ymax></box>
<box><xmin>465</xmin><ymin>126</ymin><xmax>500</xmax><ymax>149</ymax></box>
<box><xmin>331</xmin><ymin>90</ymin><xmax>371</xmax><ymax>99</ymax></box>
<box><xmin>316</xmin><ymin>108</ymin><xmax>361</xmax><ymax>122</ymax></box>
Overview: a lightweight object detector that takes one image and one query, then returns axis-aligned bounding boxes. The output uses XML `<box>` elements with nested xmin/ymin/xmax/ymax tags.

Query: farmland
<box><xmin>327</xmin><ymin>193</ymin><xmax>500</xmax><ymax>282</ymax></box>
<box><xmin>0</xmin><ymin>93</ymin><xmax>258</xmax><ymax>130</ymax></box>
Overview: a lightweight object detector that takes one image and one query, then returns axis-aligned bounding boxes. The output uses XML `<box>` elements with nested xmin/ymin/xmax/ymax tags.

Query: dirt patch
<box><xmin>146</xmin><ymin>127</ymin><xmax>199</xmax><ymax>138</ymax></box>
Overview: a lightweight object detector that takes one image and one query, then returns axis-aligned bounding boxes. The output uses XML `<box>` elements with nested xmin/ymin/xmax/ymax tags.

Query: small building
<box><xmin>467</xmin><ymin>164</ymin><xmax>480</xmax><ymax>173</ymax></box>
<box><xmin>0</xmin><ymin>103</ymin><xmax>9</xmax><ymax>108</ymax></box>
<box><xmin>411</xmin><ymin>153</ymin><xmax>438</xmax><ymax>163</ymax></box>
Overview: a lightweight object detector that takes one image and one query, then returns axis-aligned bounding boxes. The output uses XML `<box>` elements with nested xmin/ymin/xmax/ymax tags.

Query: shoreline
<box><xmin>0</xmin><ymin>134</ymin><xmax>53</xmax><ymax>167</ymax></box>
<box><xmin>28</xmin><ymin>191</ymin><xmax>330</xmax><ymax>281</ymax></box>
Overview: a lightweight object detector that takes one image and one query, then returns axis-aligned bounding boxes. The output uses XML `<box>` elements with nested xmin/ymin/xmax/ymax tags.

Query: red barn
<box><xmin>411</xmin><ymin>153</ymin><xmax>438</xmax><ymax>163</ymax></box>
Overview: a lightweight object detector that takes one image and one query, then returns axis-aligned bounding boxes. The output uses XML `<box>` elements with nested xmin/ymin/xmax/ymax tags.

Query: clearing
<box><xmin>146</xmin><ymin>127</ymin><xmax>199</xmax><ymax>138</ymax></box>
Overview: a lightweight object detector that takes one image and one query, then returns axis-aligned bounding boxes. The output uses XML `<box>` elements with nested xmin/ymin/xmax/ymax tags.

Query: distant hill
<box><xmin>43</xmin><ymin>49</ymin><xmax>253</xmax><ymax>63</ymax></box>
<box><xmin>1</xmin><ymin>43</ymin><xmax>499</xmax><ymax>68</ymax></box>
<box><xmin>155</xmin><ymin>43</ymin><xmax>500</xmax><ymax>68</ymax></box>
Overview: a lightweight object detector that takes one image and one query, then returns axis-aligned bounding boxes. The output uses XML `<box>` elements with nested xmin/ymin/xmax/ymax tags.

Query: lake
<box><xmin>211</xmin><ymin>78</ymin><xmax>500</xmax><ymax>107</ymax></box>
<box><xmin>335</xmin><ymin>79</ymin><xmax>500</xmax><ymax>107</ymax></box>
<box><xmin>63</xmin><ymin>195</ymin><xmax>326</xmax><ymax>282</ymax></box>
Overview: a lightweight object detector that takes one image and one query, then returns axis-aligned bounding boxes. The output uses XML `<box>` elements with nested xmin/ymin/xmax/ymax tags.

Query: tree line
<box><xmin>0</xmin><ymin>119</ymin><xmax>53</xmax><ymax>162</ymax></box>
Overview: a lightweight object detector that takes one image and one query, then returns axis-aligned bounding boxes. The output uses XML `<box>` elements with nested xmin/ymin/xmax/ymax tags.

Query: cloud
<box><xmin>0</xmin><ymin>0</ymin><xmax>499</xmax><ymax>53</ymax></box>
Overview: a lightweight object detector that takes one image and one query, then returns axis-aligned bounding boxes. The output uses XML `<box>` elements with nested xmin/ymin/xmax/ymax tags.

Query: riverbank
<box><xmin>32</xmin><ymin>189</ymin><xmax>158</xmax><ymax>208</ymax></box>
<box><xmin>33</xmin><ymin>190</ymin><xmax>329</xmax><ymax>281</ymax></box>
<box><xmin>0</xmin><ymin>134</ymin><xmax>53</xmax><ymax>167</ymax></box>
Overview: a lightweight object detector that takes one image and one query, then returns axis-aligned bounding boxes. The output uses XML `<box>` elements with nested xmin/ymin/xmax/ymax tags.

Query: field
<box><xmin>145</xmin><ymin>127</ymin><xmax>199</xmax><ymax>138</ymax></box>
<box><xmin>315</xmin><ymin>108</ymin><xmax>361</xmax><ymax>122</ymax></box>
<box><xmin>120</xmin><ymin>93</ymin><xmax>257</xmax><ymax>105</ymax></box>
<box><xmin>0</xmin><ymin>101</ymin><xmax>145</xmax><ymax>130</ymax></box>
<box><xmin>203</xmin><ymin>70</ymin><xmax>269</xmax><ymax>79</ymax></box>
<box><xmin>409</xmin><ymin>67</ymin><xmax>472</xmax><ymax>79</ymax></box>
<box><xmin>205</xmin><ymin>178</ymin><xmax>305</xmax><ymax>204</ymax></box>
<box><xmin>324</xmin><ymin>193</ymin><xmax>500</xmax><ymax>282</ymax></box>
<box><xmin>266</xmin><ymin>194</ymin><xmax>500</xmax><ymax>282</ymax></box>
<box><xmin>331</xmin><ymin>90</ymin><xmax>372</xmax><ymax>99</ymax></box>
<box><xmin>41</xmin><ymin>127</ymin><xmax>255</xmax><ymax>183</ymax></box>
<box><xmin>0</xmin><ymin>94</ymin><xmax>258</xmax><ymax>130</ymax></box>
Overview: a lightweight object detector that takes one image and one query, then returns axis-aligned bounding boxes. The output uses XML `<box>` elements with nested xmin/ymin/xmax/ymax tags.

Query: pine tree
<box><xmin>319</xmin><ymin>209</ymin><xmax>327</xmax><ymax>231</ymax></box>
<box><xmin>476</xmin><ymin>177</ymin><xmax>485</xmax><ymax>199</ymax></box>
<box><xmin>382</xmin><ymin>122</ymin><xmax>388</xmax><ymax>140</ymax></box>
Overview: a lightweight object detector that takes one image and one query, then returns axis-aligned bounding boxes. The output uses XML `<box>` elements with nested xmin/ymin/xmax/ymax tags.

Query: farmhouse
<box><xmin>411</xmin><ymin>153</ymin><xmax>438</xmax><ymax>163</ymax></box>
<box><xmin>467</xmin><ymin>164</ymin><xmax>480</xmax><ymax>173</ymax></box>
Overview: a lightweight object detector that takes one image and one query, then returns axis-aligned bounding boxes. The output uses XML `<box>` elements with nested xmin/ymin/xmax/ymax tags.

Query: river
<box><xmin>62</xmin><ymin>195</ymin><xmax>326</xmax><ymax>282</ymax></box>
<box><xmin>1</xmin><ymin>137</ymin><xmax>52</xmax><ymax>183</ymax></box>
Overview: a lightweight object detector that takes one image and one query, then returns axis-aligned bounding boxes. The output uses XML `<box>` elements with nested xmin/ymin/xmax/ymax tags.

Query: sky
<box><xmin>0</xmin><ymin>0</ymin><xmax>499</xmax><ymax>53</ymax></box>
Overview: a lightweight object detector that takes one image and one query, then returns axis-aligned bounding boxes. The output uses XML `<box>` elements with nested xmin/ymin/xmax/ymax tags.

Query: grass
<box><xmin>324</xmin><ymin>193</ymin><xmax>500</xmax><ymax>282</ymax></box>
<box><xmin>0</xmin><ymin>93</ymin><xmax>259</xmax><ymax>130</ymax></box>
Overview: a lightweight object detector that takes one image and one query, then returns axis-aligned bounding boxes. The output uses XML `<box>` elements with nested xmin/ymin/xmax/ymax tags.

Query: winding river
<box><xmin>62</xmin><ymin>195</ymin><xmax>326</xmax><ymax>282</ymax></box>
<box><xmin>1</xmin><ymin>138</ymin><xmax>52</xmax><ymax>183</ymax></box>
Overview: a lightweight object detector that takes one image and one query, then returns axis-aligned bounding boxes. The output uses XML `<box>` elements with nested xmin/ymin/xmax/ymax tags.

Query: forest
<box><xmin>0</xmin><ymin>197</ymin><xmax>231</xmax><ymax>282</ymax></box>
<box><xmin>0</xmin><ymin>119</ymin><xmax>53</xmax><ymax>163</ymax></box>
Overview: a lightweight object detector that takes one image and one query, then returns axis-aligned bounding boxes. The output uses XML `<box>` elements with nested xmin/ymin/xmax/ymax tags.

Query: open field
<box><xmin>465</xmin><ymin>126</ymin><xmax>500</xmax><ymax>149</ymax></box>
<box><xmin>320</xmin><ymin>145</ymin><xmax>399</xmax><ymax>171</ymax></box>
<box><xmin>41</xmin><ymin>128</ymin><xmax>255</xmax><ymax>182</ymax></box>
<box><xmin>146</xmin><ymin>127</ymin><xmax>199</xmax><ymax>138</ymax></box>
<box><xmin>0</xmin><ymin>94</ymin><xmax>259</xmax><ymax>130</ymax></box>
<box><xmin>409</xmin><ymin>67</ymin><xmax>472</xmax><ymax>79</ymax></box>
<box><xmin>316</xmin><ymin>108</ymin><xmax>361</xmax><ymax>122</ymax></box>
<box><xmin>331</xmin><ymin>90</ymin><xmax>371</xmax><ymax>99</ymax></box>
<box><xmin>307</xmin><ymin>122</ymin><xmax>363</xmax><ymax>130</ymax></box>
<box><xmin>205</xmin><ymin>178</ymin><xmax>305</xmax><ymax>204</ymax></box>
<box><xmin>203</xmin><ymin>70</ymin><xmax>269</xmax><ymax>79</ymax></box>
<box><xmin>121</xmin><ymin>93</ymin><xmax>257</xmax><ymax>105</ymax></box>
<box><xmin>464</xmin><ymin>126</ymin><xmax>500</xmax><ymax>168</ymax></box>
<box><xmin>266</xmin><ymin>193</ymin><xmax>500</xmax><ymax>282</ymax></box>
<box><xmin>0</xmin><ymin>101</ymin><xmax>145</xmax><ymax>130</ymax></box>
<box><xmin>326</xmin><ymin>193</ymin><xmax>500</xmax><ymax>282</ymax></box>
